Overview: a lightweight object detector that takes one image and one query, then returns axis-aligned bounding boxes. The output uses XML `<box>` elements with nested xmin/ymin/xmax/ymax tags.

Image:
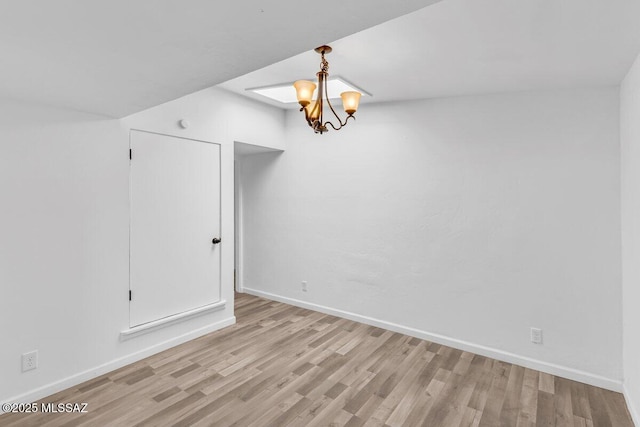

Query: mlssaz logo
<box><xmin>41</xmin><ymin>403</ymin><xmax>89</xmax><ymax>413</ymax></box>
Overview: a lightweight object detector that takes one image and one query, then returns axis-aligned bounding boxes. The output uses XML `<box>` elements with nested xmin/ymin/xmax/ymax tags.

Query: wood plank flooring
<box><xmin>0</xmin><ymin>293</ymin><xmax>634</xmax><ymax>426</ymax></box>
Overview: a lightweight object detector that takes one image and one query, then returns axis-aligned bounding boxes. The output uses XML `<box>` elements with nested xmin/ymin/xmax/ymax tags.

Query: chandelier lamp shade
<box><xmin>293</xmin><ymin>46</ymin><xmax>362</xmax><ymax>134</ymax></box>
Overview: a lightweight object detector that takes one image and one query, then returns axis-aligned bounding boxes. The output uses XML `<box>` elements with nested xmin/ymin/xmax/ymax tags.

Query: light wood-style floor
<box><xmin>1</xmin><ymin>293</ymin><xmax>634</xmax><ymax>426</ymax></box>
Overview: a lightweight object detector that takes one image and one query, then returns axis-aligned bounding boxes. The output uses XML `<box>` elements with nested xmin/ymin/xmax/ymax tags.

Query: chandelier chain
<box><xmin>320</xmin><ymin>53</ymin><xmax>329</xmax><ymax>73</ymax></box>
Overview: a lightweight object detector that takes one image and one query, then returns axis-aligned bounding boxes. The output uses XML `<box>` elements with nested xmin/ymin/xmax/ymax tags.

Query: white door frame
<box><xmin>234</xmin><ymin>157</ymin><xmax>244</xmax><ymax>293</ymax></box>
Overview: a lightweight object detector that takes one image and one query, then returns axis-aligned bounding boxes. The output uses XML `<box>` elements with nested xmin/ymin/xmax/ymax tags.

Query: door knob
<box><xmin>212</xmin><ymin>237</ymin><xmax>221</xmax><ymax>244</ymax></box>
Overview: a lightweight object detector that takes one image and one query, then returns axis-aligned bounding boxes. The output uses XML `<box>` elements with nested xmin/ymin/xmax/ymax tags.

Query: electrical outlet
<box><xmin>22</xmin><ymin>350</ymin><xmax>38</xmax><ymax>372</ymax></box>
<box><xmin>530</xmin><ymin>328</ymin><xmax>543</xmax><ymax>344</ymax></box>
<box><xmin>301</xmin><ymin>281</ymin><xmax>308</xmax><ymax>292</ymax></box>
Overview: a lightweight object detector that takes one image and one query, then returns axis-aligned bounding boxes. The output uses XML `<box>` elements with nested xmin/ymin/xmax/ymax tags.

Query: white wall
<box><xmin>621</xmin><ymin>52</ymin><xmax>640</xmax><ymax>423</ymax></box>
<box><xmin>124</xmin><ymin>87</ymin><xmax>285</xmax><ymax>152</ymax></box>
<box><xmin>0</xmin><ymin>87</ymin><xmax>284</xmax><ymax>403</ymax></box>
<box><xmin>241</xmin><ymin>88</ymin><xmax>623</xmax><ymax>389</ymax></box>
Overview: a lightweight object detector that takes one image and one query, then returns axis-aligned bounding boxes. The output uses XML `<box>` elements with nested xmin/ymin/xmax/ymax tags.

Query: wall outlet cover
<box><xmin>530</xmin><ymin>328</ymin><xmax>543</xmax><ymax>344</ymax></box>
<box><xmin>22</xmin><ymin>350</ymin><xmax>38</xmax><ymax>372</ymax></box>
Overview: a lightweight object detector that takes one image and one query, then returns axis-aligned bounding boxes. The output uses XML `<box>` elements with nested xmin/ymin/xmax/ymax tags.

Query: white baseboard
<box><xmin>623</xmin><ymin>384</ymin><xmax>640</xmax><ymax>427</ymax></box>
<box><xmin>120</xmin><ymin>300</ymin><xmax>227</xmax><ymax>340</ymax></box>
<box><xmin>243</xmin><ymin>288</ymin><xmax>623</xmax><ymax>393</ymax></box>
<box><xmin>4</xmin><ymin>316</ymin><xmax>236</xmax><ymax>406</ymax></box>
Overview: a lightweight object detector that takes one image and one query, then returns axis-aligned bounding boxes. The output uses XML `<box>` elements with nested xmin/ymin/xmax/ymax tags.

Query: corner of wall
<box><xmin>621</xmin><ymin>49</ymin><xmax>640</xmax><ymax>427</ymax></box>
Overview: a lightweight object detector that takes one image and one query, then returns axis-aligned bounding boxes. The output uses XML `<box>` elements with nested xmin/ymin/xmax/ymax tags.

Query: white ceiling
<box><xmin>0</xmin><ymin>0</ymin><xmax>435</xmax><ymax>118</ymax></box>
<box><xmin>220</xmin><ymin>0</ymin><xmax>640</xmax><ymax>109</ymax></box>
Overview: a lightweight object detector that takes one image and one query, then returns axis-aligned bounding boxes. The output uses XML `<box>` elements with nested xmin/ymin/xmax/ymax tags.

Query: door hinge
<box><xmin>129</xmin><ymin>290</ymin><xmax>132</xmax><ymax>301</ymax></box>
<box><xmin>129</xmin><ymin>149</ymin><xmax>132</xmax><ymax>160</ymax></box>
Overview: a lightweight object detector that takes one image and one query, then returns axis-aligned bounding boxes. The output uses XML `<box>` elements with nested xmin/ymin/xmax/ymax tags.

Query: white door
<box><xmin>129</xmin><ymin>130</ymin><xmax>221</xmax><ymax>327</ymax></box>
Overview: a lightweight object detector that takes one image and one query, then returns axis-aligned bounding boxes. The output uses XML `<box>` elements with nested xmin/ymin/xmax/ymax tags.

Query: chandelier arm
<box><xmin>322</xmin><ymin>76</ymin><xmax>349</xmax><ymax>130</ymax></box>
<box><xmin>323</xmin><ymin>97</ymin><xmax>346</xmax><ymax>127</ymax></box>
<box><xmin>300</xmin><ymin>106</ymin><xmax>313</xmax><ymax>128</ymax></box>
<box><xmin>325</xmin><ymin>115</ymin><xmax>355</xmax><ymax>131</ymax></box>
<box><xmin>324</xmin><ymin>120</ymin><xmax>343</xmax><ymax>132</ymax></box>
<box><xmin>301</xmin><ymin>105</ymin><xmax>321</xmax><ymax>129</ymax></box>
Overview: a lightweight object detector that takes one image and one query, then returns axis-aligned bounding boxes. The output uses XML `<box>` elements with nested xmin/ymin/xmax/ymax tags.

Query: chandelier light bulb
<box><xmin>340</xmin><ymin>91</ymin><xmax>361</xmax><ymax>115</ymax></box>
<box><xmin>305</xmin><ymin>100</ymin><xmax>321</xmax><ymax>121</ymax></box>
<box><xmin>293</xmin><ymin>80</ymin><xmax>316</xmax><ymax>107</ymax></box>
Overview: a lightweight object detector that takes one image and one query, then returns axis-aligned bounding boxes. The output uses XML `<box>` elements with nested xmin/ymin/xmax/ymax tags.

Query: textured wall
<box><xmin>241</xmin><ymin>88</ymin><xmax>622</xmax><ymax>387</ymax></box>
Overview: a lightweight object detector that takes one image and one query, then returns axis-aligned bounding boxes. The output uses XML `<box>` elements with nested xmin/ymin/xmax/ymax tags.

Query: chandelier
<box><xmin>293</xmin><ymin>46</ymin><xmax>362</xmax><ymax>134</ymax></box>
